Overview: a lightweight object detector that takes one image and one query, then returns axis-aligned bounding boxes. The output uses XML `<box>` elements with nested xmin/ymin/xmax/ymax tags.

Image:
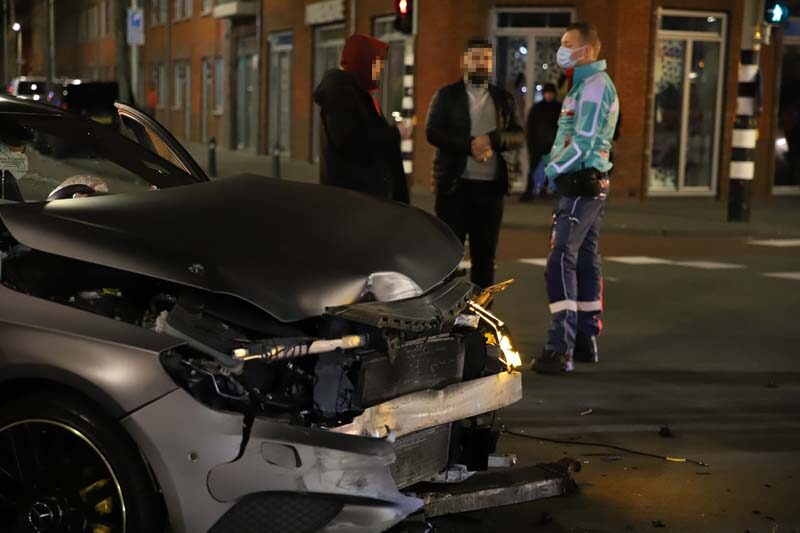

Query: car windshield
<box><xmin>0</xmin><ymin>113</ymin><xmax>199</xmax><ymax>203</ymax></box>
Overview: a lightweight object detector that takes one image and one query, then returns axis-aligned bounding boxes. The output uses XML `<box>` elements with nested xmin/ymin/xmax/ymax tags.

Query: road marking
<box><xmin>518</xmin><ymin>258</ymin><xmax>548</xmax><ymax>267</ymax></box>
<box><xmin>606</xmin><ymin>256</ymin><xmax>674</xmax><ymax>265</ymax></box>
<box><xmin>763</xmin><ymin>272</ymin><xmax>800</xmax><ymax>281</ymax></box>
<box><xmin>606</xmin><ymin>257</ymin><xmax>745</xmax><ymax>270</ymax></box>
<box><xmin>671</xmin><ymin>260</ymin><xmax>745</xmax><ymax>270</ymax></box>
<box><xmin>748</xmin><ymin>239</ymin><xmax>800</xmax><ymax>247</ymax></box>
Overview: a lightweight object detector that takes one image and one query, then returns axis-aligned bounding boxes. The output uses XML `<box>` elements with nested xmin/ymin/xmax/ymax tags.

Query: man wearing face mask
<box><xmin>426</xmin><ymin>38</ymin><xmax>524</xmax><ymax>288</ymax></box>
<box><xmin>531</xmin><ymin>23</ymin><xmax>619</xmax><ymax>375</ymax></box>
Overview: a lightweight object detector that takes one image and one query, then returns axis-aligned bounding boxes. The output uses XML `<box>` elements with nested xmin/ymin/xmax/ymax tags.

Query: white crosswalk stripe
<box><xmin>606</xmin><ymin>256</ymin><xmax>674</xmax><ymax>265</ymax></box>
<box><xmin>670</xmin><ymin>260</ymin><xmax>745</xmax><ymax>270</ymax></box>
<box><xmin>518</xmin><ymin>258</ymin><xmax>548</xmax><ymax>267</ymax></box>
<box><xmin>748</xmin><ymin>239</ymin><xmax>800</xmax><ymax>247</ymax></box>
<box><xmin>763</xmin><ymin>272</ymin><xmax>800</xmax><ymax>281</ymax></box>
<box><xmin>605</xmin><ymin>257</ymin><xmax>745</xmax><ymax>269</ymax></box>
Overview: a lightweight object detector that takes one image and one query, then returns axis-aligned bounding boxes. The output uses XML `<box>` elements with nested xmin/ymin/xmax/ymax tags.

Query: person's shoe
<box><xmin>519</xmin><ymin>192</ymin><xmax>535</xmax><ymax>203</ymax></box>
<box><xmin>573</xmin><ymin>334</ymin><xmax>599</xmax><ymax>363</ymax></box>
<box><xmin>530</xmin><ymin>348</ymin><xmax>574</xmax><ymax>374</ymax></box>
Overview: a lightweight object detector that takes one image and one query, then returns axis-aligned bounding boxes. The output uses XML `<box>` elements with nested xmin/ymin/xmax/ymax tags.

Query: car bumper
<box><xmin>122</xmin><ymin>371</ymin><xmax>522</xmax><ymax>533</ymax></box>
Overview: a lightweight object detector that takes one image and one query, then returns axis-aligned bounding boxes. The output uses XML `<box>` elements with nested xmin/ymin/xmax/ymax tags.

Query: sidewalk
<box><xmin>185</xmin><ymin>142</ymin><xmax>800</xmax><ymax>239</ymax></box>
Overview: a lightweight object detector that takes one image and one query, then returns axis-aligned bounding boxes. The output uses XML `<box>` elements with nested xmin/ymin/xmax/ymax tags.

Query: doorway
<box><xmin>312</xmin><ymin>23</ymin><xmax>346</xmax><ymax>162</ymax></box>
<box><xmin>491</xmin><ymin>8</ymin><xmax>574</xmax><ymax>190</ymax></box>
<box><xmin>236</xmin><ymin>36</ymin><xmax>259</xmax><ymax>151</ymax></box>
<box><xmin>268</xmin><ymin>32</ymin><xmax>293</xmax><ymax>156</ymax></box>
<box><xmin>201</xmin><ymin>58</ymin><xmax>212</xmax><ymax>144</ymax></box>
<box><xmin>648</xmin><ymin>10</ymin><xmax>727</xmax><ymax>195</ymax></box>
<box><xmin>774</xmin><ymin>18</ymin><xmax>800</xmax><ymax>193</ymax></box>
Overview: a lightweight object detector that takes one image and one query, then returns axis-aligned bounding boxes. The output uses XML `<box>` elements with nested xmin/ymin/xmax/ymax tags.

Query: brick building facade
<box><xmin>7</xmin><ymin>0</ymin><xmax>800</xmax><ymax>200</ymax></box>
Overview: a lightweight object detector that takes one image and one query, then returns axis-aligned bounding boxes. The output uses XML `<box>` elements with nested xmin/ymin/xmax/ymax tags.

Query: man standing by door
<box><xmin>426</xmin><ymin>38</ymin><xmax>524</xmax><ymax>288</ymax></box>
<box><xmin>530</xmin><ymin>23</ymin><xmax>619</xmax><ymax>374</ymax></box>
<box><xmin>520</xmin><ymin>82</ymin><xmax>561</xmax><ymax>201</ymax></box>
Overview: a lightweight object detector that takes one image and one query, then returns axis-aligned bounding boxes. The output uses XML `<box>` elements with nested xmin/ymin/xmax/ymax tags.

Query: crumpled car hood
<box><xmin>0</xmin><ymin>175</ymin><xmax>464</xmax><ymax>322</ymax></box>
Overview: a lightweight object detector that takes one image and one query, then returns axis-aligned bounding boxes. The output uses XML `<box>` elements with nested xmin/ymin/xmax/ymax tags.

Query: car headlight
<box><xmin>361</xmin><ymin>271</ymin><xmax>423</xmax><ymax>302</ymax></box>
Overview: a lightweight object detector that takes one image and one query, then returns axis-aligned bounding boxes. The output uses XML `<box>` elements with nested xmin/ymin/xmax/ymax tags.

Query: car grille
<box><xmin>390</xmin><ymin>424</ymin><xmax>451</xmax><ymax>489</ymax></box>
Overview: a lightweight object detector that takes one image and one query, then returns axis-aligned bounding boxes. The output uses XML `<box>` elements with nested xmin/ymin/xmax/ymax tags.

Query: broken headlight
<box><xmin>360</xmin><ymin>271</ymin><xmax>423</xmax><ymax>303</ymax></box>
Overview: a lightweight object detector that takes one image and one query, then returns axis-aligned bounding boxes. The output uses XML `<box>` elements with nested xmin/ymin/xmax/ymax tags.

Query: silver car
<box><xmin>0</xmin><ymin>96</ymin><xmax>523</xmax><ymax>533</ymax></box>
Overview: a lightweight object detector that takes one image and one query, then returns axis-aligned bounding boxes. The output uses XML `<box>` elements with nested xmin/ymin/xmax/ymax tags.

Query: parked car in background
<box><xmin>6</xmin><ymin>76</ymin><xmax>47</xmax><ymax>101</ymax></box>
<box><xmin>46</xmin><ymin>79</ymin><xmax>120</xmax><ymax>126</ymax></box>
<box><xmin>0</xmin><ymin>95</ymin><xmax>523</xmax><ymax>533</ymax></box>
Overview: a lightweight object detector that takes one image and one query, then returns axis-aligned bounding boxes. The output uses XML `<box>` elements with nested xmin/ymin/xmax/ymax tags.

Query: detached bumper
<box><xmin>123</xmin><ymin>371</ymin><xmax>522</xmax><ymax>533</ymax></box>
<box><xmin>334</xmin><ymin>371</ymin><xmax>522</xmax><ymax>439</ymax></box>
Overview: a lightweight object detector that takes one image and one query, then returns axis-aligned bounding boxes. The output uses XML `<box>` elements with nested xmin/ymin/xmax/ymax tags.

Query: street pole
<box><xmin>2</xmin><ymin>0</ymin><xmax>8</xmax><ymax>84</ymax></box>
<box><xmin>47</xmin><ymin>0</ymin><xmax>54</xmax><ymax>79</ymax></box>
<box><xmin>15</xmin><ymin>25</ymin><xmax>20</xmax><ymax>77</ymax></box>
<box><xmin>727</xmin><ymin>0</ymin><xmax>765</xmax><ymax>222</ymax></box>
<box><xmin>130</xmin><ymin>0</ymin><xmax>139</xmax><ymax>103</ymax></box>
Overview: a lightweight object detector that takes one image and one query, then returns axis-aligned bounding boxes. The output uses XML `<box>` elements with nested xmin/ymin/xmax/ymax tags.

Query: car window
<box><xmin>0</xmin><ymin>114</ymin><xmax>199</xmax><ymax>203</ymax></box>
<box><xmin>119</xmin><ymin>115</ymin><xmax>192</xmax><ymax>174</ymax></box>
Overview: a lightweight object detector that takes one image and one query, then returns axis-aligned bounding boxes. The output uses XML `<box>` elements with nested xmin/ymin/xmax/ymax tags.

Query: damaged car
<box><xmin>0</xmin><ymin>96</ymin><xmax>523</xmax><ymax>533</ymax></box>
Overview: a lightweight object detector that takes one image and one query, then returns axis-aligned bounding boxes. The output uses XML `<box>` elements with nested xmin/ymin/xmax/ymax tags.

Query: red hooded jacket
<box><xmin>340</xmin><ymin>34</ymin><xmax>389</xmax><ymax>92</ymax></box>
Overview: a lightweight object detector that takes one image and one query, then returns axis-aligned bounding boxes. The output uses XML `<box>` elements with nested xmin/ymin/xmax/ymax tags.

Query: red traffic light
<box><xmin>398</xmin><ymin>0</ymin><xmax>409</xmax><ymax>14</ymax></box>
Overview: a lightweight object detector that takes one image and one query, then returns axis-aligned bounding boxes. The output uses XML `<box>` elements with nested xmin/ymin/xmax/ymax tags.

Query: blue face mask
<box><xmin>557</xmin><ymin>45</ymin><xmax>585</xmax><ymax>69</ymax></box>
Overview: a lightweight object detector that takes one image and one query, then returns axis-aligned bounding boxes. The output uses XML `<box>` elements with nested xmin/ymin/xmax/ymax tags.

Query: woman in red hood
<box><xmin>313</xmin><ymin>34</ymin><xmax>411</xmax><ymax>203</ymax></box>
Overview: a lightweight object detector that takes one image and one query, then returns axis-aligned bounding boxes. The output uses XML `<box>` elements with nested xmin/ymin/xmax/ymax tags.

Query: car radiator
<box><xmin>390</xmin><ymin>423</ymin><xmax>451</xmax><ymax>489</ymax></box>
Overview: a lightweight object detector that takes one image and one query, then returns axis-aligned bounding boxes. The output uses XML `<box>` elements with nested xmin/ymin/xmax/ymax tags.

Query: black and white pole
<box><xmin>728</xmin><ymin>0</ymin><xmax>768</xmax><ymax>223</ymax></box>
<box><xmin>728</xmin><ymin>48</ymin><xmax>759</xmax><ymax>222</ymax></box>
<box><xmin>400</xmin><ymin>39</ymin><xmax>415</xmax><ymax>177</ymax></box>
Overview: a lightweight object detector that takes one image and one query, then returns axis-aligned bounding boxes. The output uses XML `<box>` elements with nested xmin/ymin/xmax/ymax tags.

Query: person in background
<box><xmin>426</xmin><ymin>38</ymin><xmax>524</xmax><ymax>288</ymax></box>
<box><xmin>146</xmin><ymin>84</ymin><xmax>158</xmax><ymax>118</ymax></box>
<box><xmin>313</xmin><ymin>34</ymin><xmax>412</xmax><ymax>203</ymax></box>
<box><xmin>520</xmin><ymin>82</ymin><xmax>561</xmax><ymax>202</ymax></box>
<box><xmin>530</xmin><ymin>23</ymin><xmax>619</xmax><ymax>374</ymax></box>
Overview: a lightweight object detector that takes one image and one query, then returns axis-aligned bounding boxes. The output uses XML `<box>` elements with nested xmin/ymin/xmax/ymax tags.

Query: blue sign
<box><xmin>765</xmin><ymin>2</ymin><xmax>790</xmax><ymax>25</ymax></box>
<box><xmin>127</xmin><ymin>8</ymin><xmax>145</xmax><ymax>46</ymax></box>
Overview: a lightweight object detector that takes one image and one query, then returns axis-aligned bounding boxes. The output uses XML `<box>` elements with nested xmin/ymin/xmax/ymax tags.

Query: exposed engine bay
<box><xmin>0</xmin><ymin>233</ymin><xmax>520</xmax><ymax>433</ymax></box>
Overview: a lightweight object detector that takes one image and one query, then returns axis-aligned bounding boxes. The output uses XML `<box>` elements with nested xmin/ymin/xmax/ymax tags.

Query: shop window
<box><xmin>372</xmin><ymin>16</ymin><xmax>407</xmax><ymax>124</ymax></box>
<box><xmin>774</xmin><ymin>18</ymin><xmax>800</xmax><ymax>192</ymax></box>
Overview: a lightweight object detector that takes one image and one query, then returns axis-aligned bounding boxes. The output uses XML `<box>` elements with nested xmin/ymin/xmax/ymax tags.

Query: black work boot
<box><xmin>573</xmin><ymin>333</ymin><xmax>599</xmax><ymax>363</ymax></box>
<box><xmin>530</xmin><ymin>348</ymin><xmax>574</xmax><ymax>374</ymax></box>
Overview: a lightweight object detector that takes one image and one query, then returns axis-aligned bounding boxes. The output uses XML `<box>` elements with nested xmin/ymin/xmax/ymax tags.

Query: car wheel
<box><xmin>0</xmin><ymin>390</ymin><xmax>164</xmax><ymax>533</ymax></box>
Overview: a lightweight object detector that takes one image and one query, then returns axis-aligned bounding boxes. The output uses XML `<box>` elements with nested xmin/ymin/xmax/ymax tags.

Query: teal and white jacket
<box><xmin>545</xmin><ymin>60</ymin><xmax>619</xmax><ymax>181</ymax></box>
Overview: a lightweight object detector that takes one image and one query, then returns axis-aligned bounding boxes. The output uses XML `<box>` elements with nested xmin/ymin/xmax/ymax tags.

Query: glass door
<box><xmin>312</xmin><ymin>24</ymin><xmax>346</xmax><ymax>162</ymax></box>
<box><xmin>236</xmin><ymin>36</ymin><xmax>259</xmax><ymax>151</ymax></box>
<box><xmin>649</xmin><ymin>10</ymin><xmax>726</xmax><ymax>195</ymax></box>
<box><xmin>492</xmin><ymin>8</ymin><xmax>573</xmax><ymax>191</ymax></box>
<box><xmin>774</xmin><ymin>19</ymin><xmax>800</xmax><ymax>193</ymax></box>
<box><xmin>373</xmin><ymin>16</ymin><xmax>408</xmax><ymax>123</ymax></box>
<box><xmin>269</xmin><ymin>32</ymin><xmax>293</xmax><ymax>156</ymax></box>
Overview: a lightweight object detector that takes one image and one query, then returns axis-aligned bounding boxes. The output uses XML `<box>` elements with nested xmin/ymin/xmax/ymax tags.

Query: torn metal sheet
<box><xmin>415</xmin><ymin>463</ymin><xmax>577</xmax><ymax>518</ymax></box>
<box><xmin>332</xmin><ymin>371</ymin><xmax>522</xmax><ymax>439</ymax></box>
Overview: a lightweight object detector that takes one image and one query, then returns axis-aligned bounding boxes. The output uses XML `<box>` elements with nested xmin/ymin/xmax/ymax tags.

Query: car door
<box><xmin>114</xmin><ymin>102</ymin><xmax>209</xmax><ymax>182</ymax></box>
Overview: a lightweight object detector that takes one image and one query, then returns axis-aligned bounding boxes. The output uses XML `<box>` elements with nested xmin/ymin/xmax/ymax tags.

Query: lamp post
<box><xmin>12</xmin><ymin>21</ymin><xmax>21</xmax><ymax>77</ymax></box>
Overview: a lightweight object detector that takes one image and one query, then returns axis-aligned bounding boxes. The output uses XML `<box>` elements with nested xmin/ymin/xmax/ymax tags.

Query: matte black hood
<box><xmin>0</xmin><ymin>176</ymin><xmax>464</xmax><ymax>322</ymax></box>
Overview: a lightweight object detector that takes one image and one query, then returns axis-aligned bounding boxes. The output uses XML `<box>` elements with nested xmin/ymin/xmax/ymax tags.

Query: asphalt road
<box><xmin>433</xmin><ymin>229</ymin><xmax>800</xmax><ymax>533</ymax></box>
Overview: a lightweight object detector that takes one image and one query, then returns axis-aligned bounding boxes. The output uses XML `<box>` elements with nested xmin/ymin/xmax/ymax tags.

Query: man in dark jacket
<box><xmin>426</xmin><ymin>38</ymin><xmax>524</xmax><ymax>288</ymax></box>
<box><xmin>520</xmin><ymin>83</ymin><xmax>561</xmax><ymax>201</ymax></box>
<box><xmin>314</xmin><ymin>34</ymin><xmax>411</xmax><ymax>202</ymax></box>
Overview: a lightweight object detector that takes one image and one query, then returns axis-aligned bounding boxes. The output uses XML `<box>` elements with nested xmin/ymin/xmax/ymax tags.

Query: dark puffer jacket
<box><xmin>426</xmin><ymin>80</ymin><xmax>524</xmax><ymax>195</ymax></box>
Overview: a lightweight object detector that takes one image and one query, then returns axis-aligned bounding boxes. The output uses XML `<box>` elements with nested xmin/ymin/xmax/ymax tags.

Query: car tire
<box><xmin>0</xmin><ymin>390</ymin><xmax>165</xmax><ymax>533</ymax></box>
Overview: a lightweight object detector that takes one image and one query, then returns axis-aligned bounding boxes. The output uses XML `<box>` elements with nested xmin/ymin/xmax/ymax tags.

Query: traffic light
<box><xmin>394</xmin><ymin>0</ymin><xmax>413</xmax><ymax>35</ymax></box>
<box><xmin>764</xmin><ymin>2</ymin><xmax>790</xmax><ymax>24</ymax></box>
